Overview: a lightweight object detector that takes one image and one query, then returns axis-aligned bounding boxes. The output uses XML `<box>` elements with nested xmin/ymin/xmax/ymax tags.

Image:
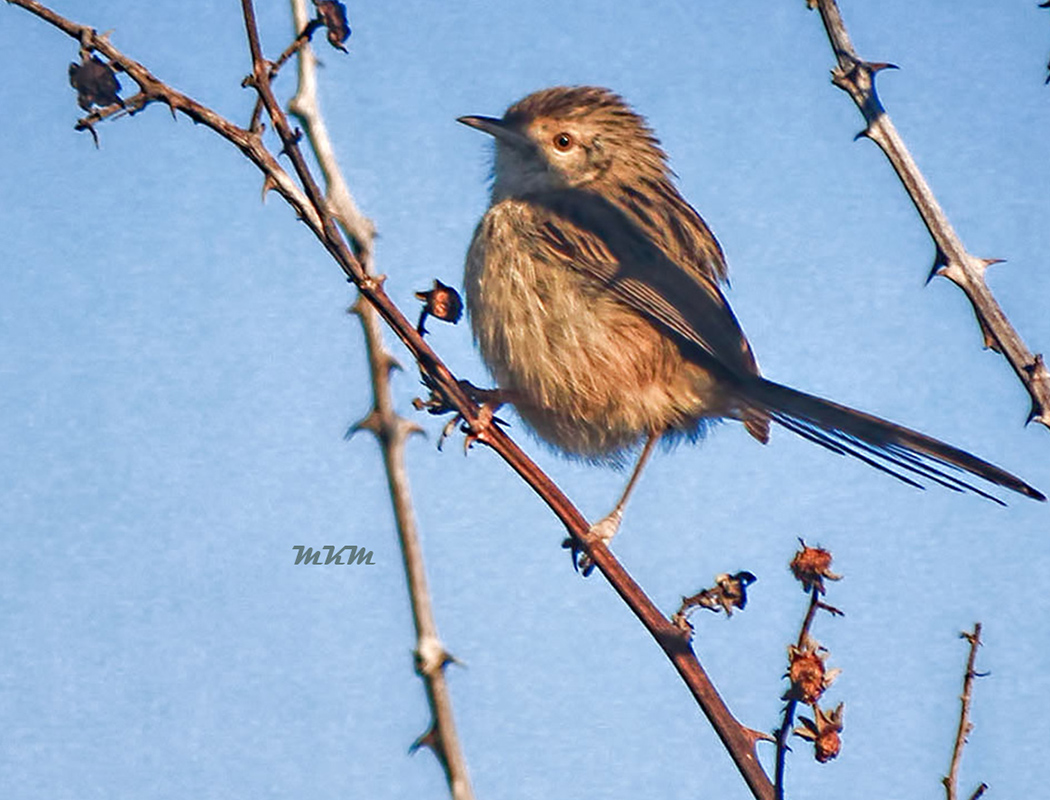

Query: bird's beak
<box><xmin>457</xmin><ymin>115</ymin><xmax>530</xmax><ymax>149</ymax></box>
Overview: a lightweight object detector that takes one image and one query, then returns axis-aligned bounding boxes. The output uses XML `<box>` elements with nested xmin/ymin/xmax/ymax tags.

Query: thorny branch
<box><xmin>8</xmin><ymin>1</ymin><xmax>774</xmax><ymax>797</ymax></box>
<box><xmin>284</xmin><ymin>1</ymin><xmax>473</xmax><ymax>797</ymax></box>
<box><xmin>943</xmin><ymin>624</ymin><xmax>987</xmax><ymax>800</ymax></box>
<box><xmin>807</xmin><ymin>0</ymin><xmax>1050</xmax><ymax>431</ymax></box>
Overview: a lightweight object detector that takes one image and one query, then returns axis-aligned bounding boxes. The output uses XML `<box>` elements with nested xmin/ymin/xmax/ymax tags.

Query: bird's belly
<box><xmin>465</xmin><ymin>208</ymin><xmax>727</xmax><ymax>457</ymax></box>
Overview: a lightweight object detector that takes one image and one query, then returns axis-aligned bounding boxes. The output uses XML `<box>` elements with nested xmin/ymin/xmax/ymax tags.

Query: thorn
<box><xmin>381</xmin><ymin>352</ymin><xmax>402</xmax><ymax>375</ymax></box>
<box><xmin>441</xmin><ymin>650</ymin><xmax>465</xmax><ymax>669</ymax></box>
<box><xmin>853</xmin><ymin>127</ymin><xmax>872</xmax><ymax>142</ymax></box>
<box><xmin>976</xmin><ymin>316</ymin><xmax>999</xmax><ymax>352</ymax></box>
<box><xmin>866</xmin><ymin>61</ymin><xmax>899</xmax><ymax>74</ymax></box>
<box><xmin>359</xmin><ymin>273</ymin><xmax>387</xmax><ymax>293</ymax></box>
<box><xmin>979</xmin><ymin>257</ymin><xmax>1005</xmax><ymax>270</ymax></box>
<box><xmin>408</xmin><ymin>724</ymin><xmax>439</xmax><ymax>755</ymax></box>
<box><xmin>1024</xmin><ymin>355</ymin><xmax>1050</xmax><ymax>426</ymax></box>
<box><xmin>403</xmin><ymin>420</ymin><xmax>426</xmax><ymax>439</ymax></box>
<box><xmin>346</xmin><ymin>408</ymin><xmax>382</xmax><ymax>439</ymax></box>
<box><xmin>277</xmin><ymin>128</ymin><xmax>304</xmax><ymax>158</ymax></box>
<box><xmin>926</xmin><ymin>248</ymin><xmax>949</xmax><ymax>283</ymax></box>
<box><xmin>261</xmin><ymin>173</ymin><xmax>278</xmax><ymax>202</ymax></box>
<box><xmin>746</xmin><ymin>727</ymin><xmax>778</xmax><ymax>745</ymax></box>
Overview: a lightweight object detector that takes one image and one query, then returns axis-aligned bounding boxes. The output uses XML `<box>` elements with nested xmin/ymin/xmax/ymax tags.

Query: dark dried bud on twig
<box><xmin>674</xmin><ymin>571</ymin><xmax>757</xmax><ymax>628</ymax></box>
<box><xmin>786</xmin><ymin>635</ymin><xmax>840</xmax><ymax>704</ymax></box>
<box><xmin>790</xmin><ymin>539</ymin><xmax>841</xmax><ymax>594</ymax></box>
<box><xmin>415</xmin><ymin>279</ymin><xmax>463</xmax><ymax>335</ymax></box>
<box><xmin>315</xmin><ymin>1</ymin><xmax>351</xmax><ymax>51</ymax></box>
<box><xmin>68</xmin><ymin>56</ymin><xmax>124</xmax><ymax>111</ymax></box>
<box><xmin>794</xmin><ymin>702</ymin><xmax>844</xmax><ymax>763</ymax></box>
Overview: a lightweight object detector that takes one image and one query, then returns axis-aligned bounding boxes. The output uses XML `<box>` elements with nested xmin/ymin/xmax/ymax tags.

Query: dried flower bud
<box><xmin>68</xmin><ymin>56</ymin><xmax>124</xmax><ymax>111</ymax></box>
<box><xmin>677</xmin><ymin>570</ymin><xmax>757</xmax><ymax>619</ymax></box>
<box><xmin>790</xmin><ymin>539</ymin><xmax>841</xmax><ymax>594</ymax></box>
<box><xmin>416</xmin><ymin>279</ymin><xmax>463</xmax><ymax>334</ymax></box>
<box><xmin>786</xmin><ymin>636</ymin><xmax>840</xmax><ymax>704</ymax></box>
<box><xmin>316</xmin><ymin>1</ymin><xmax>351</xmax><ymax>51</ymax></box>
<box><xmin>714</xmin><ymin>571</ymin><xmax>757</xmax><ymax>613</ymax></box>
<box><xmin>794</xmin><ymin>702</ymin><xmax>844</xmax><ymax>763</ymax></box>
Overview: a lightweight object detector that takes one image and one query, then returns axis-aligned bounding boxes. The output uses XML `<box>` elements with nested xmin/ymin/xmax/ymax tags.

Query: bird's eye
<box><xmin>552</xmin><ymin>132</ymin><xmax>574</xmax><ymax>152</ymax></box>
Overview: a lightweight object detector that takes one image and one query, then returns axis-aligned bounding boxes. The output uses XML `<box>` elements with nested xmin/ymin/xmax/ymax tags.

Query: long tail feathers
<box><xmin>740</xmin><ymin>377</ymin><xmax>1045</xmax><ymax>504</ymax></box>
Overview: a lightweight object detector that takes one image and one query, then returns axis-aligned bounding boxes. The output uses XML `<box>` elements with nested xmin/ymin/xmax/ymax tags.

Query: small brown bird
<box><xmin>458</xmin><ymin>86</ymin><xmax>1043</xmax><ymax>551</ymax></box>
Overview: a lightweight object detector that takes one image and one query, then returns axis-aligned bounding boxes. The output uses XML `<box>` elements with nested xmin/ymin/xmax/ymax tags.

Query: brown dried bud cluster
<box><xmin>785</xmin><ymin>636</ymin><xmax>840</xmax><ymax>705</ymax></box>
<box><xmin>790</xmin><ymin>540</ymin><xmax>841</xmax><ymax>594</ymax></box>
<box><xmin>415</xmin><ymin>279</ymin><xmax>464</xmax><ymax>335</ymax></box>
<box><xmin>316</xmin><ymin>1</ymin><xmax>351</xmax><ymax>51</ymax></box>
<box><xmin>794</xmin><ymin>703</ymin><xmax>844</xmax><ymax>763</ymax></box>
<box><xmin>68</xmin><ymin>56</ymin><xmax>124</xmax><ymax>111</ymax></box>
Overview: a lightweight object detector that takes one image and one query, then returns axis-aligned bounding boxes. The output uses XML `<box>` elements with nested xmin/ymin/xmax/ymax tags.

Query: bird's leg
<box><xmin>575</xmin><ymin>431</ymin><xmax>659</xmax><ymax>575</ymax></box>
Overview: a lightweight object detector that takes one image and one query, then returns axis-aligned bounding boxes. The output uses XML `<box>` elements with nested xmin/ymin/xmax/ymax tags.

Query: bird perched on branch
<box><xmin>458</xmin><ymin>86</ymin><xmax>1043</xmax><ymax>561</ymax></box>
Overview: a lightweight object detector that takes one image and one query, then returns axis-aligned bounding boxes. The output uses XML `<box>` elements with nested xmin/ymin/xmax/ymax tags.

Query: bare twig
<box><xmin>248</xmin><ymin>12</ymin><xmax>324</xmax><ymax>133</ymax></box>
<box><xmin>9</xmin><ymin>2</ymin><xmax>774</xmax><ymax>795</ymax></box>
<box><xmin>807</xmin><ymin>0</ymin><xmax>1050</xmax><ymax>430</ymax></box>
<box><xmin>285</xmin><ymin>1</ymin><xmax>473</xmax><ymax>797</ymax></box>
<box><xmin>943</xmin><ymin>623</ymin><xmax>986</xmax><ymax>800</ymax></box>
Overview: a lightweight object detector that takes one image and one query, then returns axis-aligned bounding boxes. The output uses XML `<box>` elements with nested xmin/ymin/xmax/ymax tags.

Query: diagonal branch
<box><xmin>285</xmin><ymin>1</ymin><xmax>473</xmax><ymax>797</ymax></box>
<box><xmin>9</xmin><ymin>1</ymin><xmax>774</xmax><ymax>796</ymax></box>
<box><xmin>807</xmin><ymin>0</ymin><xmax>1050</xmax><ymax>431</ymax></box>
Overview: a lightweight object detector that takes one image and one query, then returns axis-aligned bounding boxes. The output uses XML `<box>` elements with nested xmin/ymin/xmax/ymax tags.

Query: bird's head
<box><xmin>458</xmin><ymin>86</ymin><xmax>670</xmax><ymax>200</ymax></box>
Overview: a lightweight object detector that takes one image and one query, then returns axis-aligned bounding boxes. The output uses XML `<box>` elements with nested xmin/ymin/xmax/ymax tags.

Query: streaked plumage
<box><xmin>460</xmin><ymin>86</ymin><xmax>1044</xmax><ymax>504</ymax></box>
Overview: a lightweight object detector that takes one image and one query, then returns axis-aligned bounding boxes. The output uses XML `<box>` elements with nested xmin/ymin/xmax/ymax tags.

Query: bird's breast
<box><xmin>464</xmin><ymin>200</ymin><xmax>726</xmax><ymax>457</ymax></box>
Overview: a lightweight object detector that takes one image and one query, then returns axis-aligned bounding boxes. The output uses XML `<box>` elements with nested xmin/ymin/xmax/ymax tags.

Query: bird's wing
<box><xmin>526</xmin><ymin>188</ymin><xmax>1045</xmax><ymax>503</ymax></box>
<box><xmin>529</xmin><ymin>188</ymin><xmax>759</xmax><ymax>378</ymax></box>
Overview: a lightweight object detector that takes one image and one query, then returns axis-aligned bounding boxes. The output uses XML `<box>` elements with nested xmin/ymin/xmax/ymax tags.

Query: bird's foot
<box><xmin>564</xmin><ymin>508</ymin><xmax>623</xmax><ymax>577</ymax></box>
<box><xmin>413</xmin><ymin>377</ymin><xmax>509</xmax><ymax>451</ymax></box>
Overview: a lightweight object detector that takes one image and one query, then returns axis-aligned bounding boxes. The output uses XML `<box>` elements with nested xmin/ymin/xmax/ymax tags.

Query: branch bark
<box><xmin>285</xmin><ymin>2</ymin><xmax>473</xmax><ymax>797</ymax></box>
<box><xmin>943</xmin><ymin>623</ymin><xmax>986</xmax><ymax>800</ymax></box>
<box><xmin>808</xmin><ymin>0</ymin><xmax>1050</xmax><ymax>431</ymax></box>
<box><xmin>7</xmin><ymin>1</ymin><xmax>774</xmax><ymax>797</ymax></box>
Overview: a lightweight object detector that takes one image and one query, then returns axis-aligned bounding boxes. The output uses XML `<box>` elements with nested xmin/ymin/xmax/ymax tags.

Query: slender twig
<box><xmin>249</xmin><ymin>15</ymin><xmax>322</xmax><ymax>132</ymax></box>
<box><xmin>773</xmin><ymin>586</ymin><xmax>820</xmax><ymax>800</ymax></box>
<box><xmin>943</xmin><ymin>624</ymin><xmax>985</xmax><ymax>800</ymax></box>
<box><xmin>808</xmin><ymin>0</ymin><xmax>1050</xmax><ymax>430</ymax></box>
<box><xmin>285</xmin><ymin>2</ymin><xmax>473</xmax><ymax>797</ymax></box>
<box><xmin>774</xmin><ymin>544</ymin><xmax>845</xmax><ymax>799</ymax></box>
<box><xmin>9</xmin><ymin>2</ymin><xmax>774</xmax><ymax>796</ymax></box>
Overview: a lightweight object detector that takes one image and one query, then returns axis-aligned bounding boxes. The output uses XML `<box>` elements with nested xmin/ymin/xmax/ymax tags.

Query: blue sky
<box><xmin>2</xmin><ymin>2</ymin><xmax>1048</xmax><ymax>798</ymax></box>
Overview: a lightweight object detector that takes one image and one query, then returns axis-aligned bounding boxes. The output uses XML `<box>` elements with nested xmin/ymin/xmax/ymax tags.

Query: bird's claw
<box><xmin>413</xmin><ymin>380</ymin><xmax>507</xmax><ymax>452</ymax></box>
<box><xmin>562</xmin><ymin>509</ymin><xmax>623</xmax><ymax>577</ymax></box>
